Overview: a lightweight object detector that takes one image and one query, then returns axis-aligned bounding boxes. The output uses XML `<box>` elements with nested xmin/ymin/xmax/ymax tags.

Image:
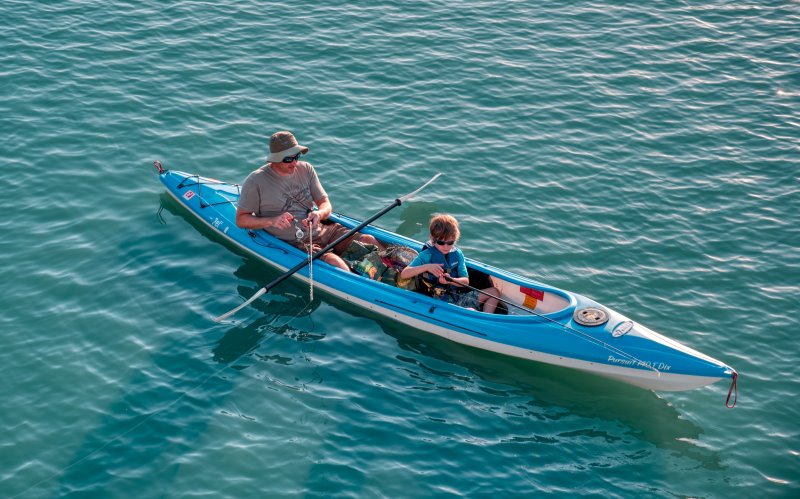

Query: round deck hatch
<box><xmin>573</xmin><ymin>307</ymin><xmax>609</xmax><ymax>326</ymax></box>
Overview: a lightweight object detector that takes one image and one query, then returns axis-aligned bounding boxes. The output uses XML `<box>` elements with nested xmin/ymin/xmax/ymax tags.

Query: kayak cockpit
<box><xmin>466</xmin><ymin>265</ymin><xmax>573</xmax><ymax>316</ymax></box>
<box><xmin>326</xmin><ymin>212</ymin><xmax>574</xmax><ymax>317</ymax></box>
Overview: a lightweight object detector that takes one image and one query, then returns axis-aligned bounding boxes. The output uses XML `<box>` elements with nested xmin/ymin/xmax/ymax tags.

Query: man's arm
<box><xmin>235</xmin><ymin>208</ymin><xmax>294</xmax><ymax>230</ymax></box>
<box><xmin>399</xmin><ymin>263</ymin><xmax>444</xmax><ymax>280</ymax></box>
<box><xmin>303</xmin><ymin>195</ymin><xmax>333</xmax><ymax>227</ymax></box>
<box><xmin>314</xmin><ymin>195</ymin><xmax>333</xmax><ymax>220</ymax></box>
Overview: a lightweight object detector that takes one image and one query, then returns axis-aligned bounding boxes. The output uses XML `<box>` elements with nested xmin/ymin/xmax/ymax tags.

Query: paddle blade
<box><xmin>399</xmin><ymin>173</ymin><xmax>441</xmax><ymax>203</ymax></box>
<box><xmin>213</xmin><ymin>287</ymin><xmax>267</xmax><ymax>322</ymax></box>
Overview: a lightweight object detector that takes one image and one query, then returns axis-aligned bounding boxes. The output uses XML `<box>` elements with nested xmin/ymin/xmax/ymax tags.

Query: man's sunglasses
<box><xmin>282</xmin><ymin>153</ymin><xmax>302</xmax><ymax>163</ymax></box>
<box><xmin>434</xmin><ymin>239</ymin><xmax>456</xmax><ymax>246</ymax></box>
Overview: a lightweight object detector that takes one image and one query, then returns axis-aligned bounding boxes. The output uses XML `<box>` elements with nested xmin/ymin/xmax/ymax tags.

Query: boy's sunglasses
<box><xmin>435</xmin><ymin>239</ymin><xmax>456</xmax><ymax>246</ymax></box>
<box><xmin>282</xmin><ymin>153</ymin><xmax>302</xmax><ymax>163</ymax></box>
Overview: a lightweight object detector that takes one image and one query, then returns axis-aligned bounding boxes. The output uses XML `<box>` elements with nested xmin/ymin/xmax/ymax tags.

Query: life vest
<box><xmin>417</xmin><ymin>243</ymin><xmax>463</xmax><ymax>297</ymax></box>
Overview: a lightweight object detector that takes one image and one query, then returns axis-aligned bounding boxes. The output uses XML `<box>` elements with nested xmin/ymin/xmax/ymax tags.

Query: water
<box><xmin>2</xmin><ymin>0</ymin><xmax>798</xmax><ymax>497</ymax></box>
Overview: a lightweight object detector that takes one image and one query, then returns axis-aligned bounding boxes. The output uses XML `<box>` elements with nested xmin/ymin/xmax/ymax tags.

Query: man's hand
<box><xmin>304</xmin><ymin>211</ymin><xmax>321</xmax><ymax>228</ymax></box>
<box><xmin>272</xmin><ymin>212</ymin><xmax>295</xmax><ymax>229</ymax></box>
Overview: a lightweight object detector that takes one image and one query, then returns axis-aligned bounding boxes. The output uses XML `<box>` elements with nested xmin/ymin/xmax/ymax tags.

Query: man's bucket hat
<box><xmin>266</xmin><ymin>131</ymin><xmax>309</xmax><ymax>163</ymax></box>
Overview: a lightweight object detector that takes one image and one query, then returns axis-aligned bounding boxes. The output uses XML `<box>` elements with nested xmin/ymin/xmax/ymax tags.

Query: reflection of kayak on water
<box><xmin>155</xmin><ymin>165</ymin><xmax>737</xmax><ymax>403</ymax></box>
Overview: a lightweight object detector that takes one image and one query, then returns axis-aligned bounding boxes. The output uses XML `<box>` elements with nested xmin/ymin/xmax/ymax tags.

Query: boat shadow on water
<box><xmin>216</xmin><ymin>256</ymin><xmax>725</xmax><ymax>471</ymax></box>
<box><xmin>159</xmin><ymin>193</ymin><xmax>724</xmax><ymax>469</ymax></box>
<box><xmin>334</xmin><ymin>301</ymin><xmax>724</xmax><ymax>469</ymax></box>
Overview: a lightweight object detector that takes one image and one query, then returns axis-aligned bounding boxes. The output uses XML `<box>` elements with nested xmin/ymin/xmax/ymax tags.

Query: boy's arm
<box><xmin>446</xmin><ymin>275</ymin><xmax>470</xmax><ymax>287</ymax></box>
<box><xmin>400</xmin><ymin>263</ymin><xmax>441</xmax><ymax>280</ymax></box>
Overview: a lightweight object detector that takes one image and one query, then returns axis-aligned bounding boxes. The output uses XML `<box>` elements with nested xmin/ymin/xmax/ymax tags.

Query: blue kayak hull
<box><xmin>158</xmin><ymin>169</ymin><xmax>736</xmax><ymax>393</ymax></box>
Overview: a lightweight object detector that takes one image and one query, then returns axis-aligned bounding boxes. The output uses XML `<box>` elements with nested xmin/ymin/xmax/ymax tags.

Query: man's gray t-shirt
<box><xmin>238</xmin><ymin>162</ymin><xmax>327</xmax><ymax>241</ymax></box>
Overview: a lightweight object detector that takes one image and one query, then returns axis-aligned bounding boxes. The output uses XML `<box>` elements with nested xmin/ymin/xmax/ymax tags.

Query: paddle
<box><xmin>213</xmin><ymin>173</ymin><xmax>442</xmax><ymax>322</ymax></box>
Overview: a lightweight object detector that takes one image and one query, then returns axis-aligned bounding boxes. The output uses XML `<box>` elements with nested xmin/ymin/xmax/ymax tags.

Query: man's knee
<box><xmin>358</xmin><ymin>234</ymin><xmax>382</xmax><ymax>248</ymax></box>
<box><xmin>322</xmin><ymin>252</ymin><xmax>350</xmax><ymax>271</ymax></box>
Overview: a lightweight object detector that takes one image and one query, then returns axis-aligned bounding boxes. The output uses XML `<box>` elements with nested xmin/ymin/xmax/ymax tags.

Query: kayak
<box><xmin>156</xmin><ymin>165</ymin><xmax>738</xmax><ymax>400</ymax></box>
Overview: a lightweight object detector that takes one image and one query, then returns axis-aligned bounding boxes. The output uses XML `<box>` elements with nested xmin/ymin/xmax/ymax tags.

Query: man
<box><xmin>236</xmin><ymin>131</ymin><xmax>382</xmax><ymax>272</ymax></box>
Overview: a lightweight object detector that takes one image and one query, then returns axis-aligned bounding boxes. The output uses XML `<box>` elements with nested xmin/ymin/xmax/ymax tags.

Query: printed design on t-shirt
<box><xmin>280</xmin><ymin>181</ymin><xmax>314</xmax><ymax>215</ymax></box>
<box><xmin>276</xmin><ymin>167</ymin><xmax>315</xmax><ymax>216</ymax></box>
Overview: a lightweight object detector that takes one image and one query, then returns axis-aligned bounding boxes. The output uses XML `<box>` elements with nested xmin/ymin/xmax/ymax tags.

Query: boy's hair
<box><xmin>429</xmin><ymin>214</ymin><xmax>460</xmax><ymax>241</ymax></box>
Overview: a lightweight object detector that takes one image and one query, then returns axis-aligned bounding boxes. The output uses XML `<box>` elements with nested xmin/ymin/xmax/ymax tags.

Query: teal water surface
<box><xmin>2</xmin><ymin>1</ymin><xmax>799</xmax><ymax>497</ymax></box>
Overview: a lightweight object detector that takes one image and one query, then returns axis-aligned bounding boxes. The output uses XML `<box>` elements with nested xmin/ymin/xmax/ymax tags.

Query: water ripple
<box><xmin>2</xmin><ymin>0</ymin><xmax>799</xmax><ymax>497</ymax></box>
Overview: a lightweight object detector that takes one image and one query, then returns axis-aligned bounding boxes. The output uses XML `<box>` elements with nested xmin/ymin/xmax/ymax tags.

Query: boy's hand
<box><xmin>426</xmin><ymin>263</ymin><xmax>444</xmax><ymax>277</ymax></box>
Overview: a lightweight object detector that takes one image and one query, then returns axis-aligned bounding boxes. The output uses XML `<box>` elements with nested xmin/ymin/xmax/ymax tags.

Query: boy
<box><xmin>400</xmin><ymin>214</ymin><xmax>499</xmax><ymax>313</ymax></box>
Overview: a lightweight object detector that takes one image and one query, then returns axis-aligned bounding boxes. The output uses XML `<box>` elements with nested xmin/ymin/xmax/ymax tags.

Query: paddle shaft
<box><xmin>265</xmin><ymin>200</ymin><xmax>400</xmax><ymax>291</ymax></box>
<box><xmin>214</xmin><ymin>173</ymin><xmax>441</xmax><ymax>322</ymax></box>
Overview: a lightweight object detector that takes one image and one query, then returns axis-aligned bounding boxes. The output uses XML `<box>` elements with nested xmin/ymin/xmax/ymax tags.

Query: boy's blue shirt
<box><xmin>409</xmin><ymin>244</ymin><xmax>468</xmax><ymax>278</ymax></box>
